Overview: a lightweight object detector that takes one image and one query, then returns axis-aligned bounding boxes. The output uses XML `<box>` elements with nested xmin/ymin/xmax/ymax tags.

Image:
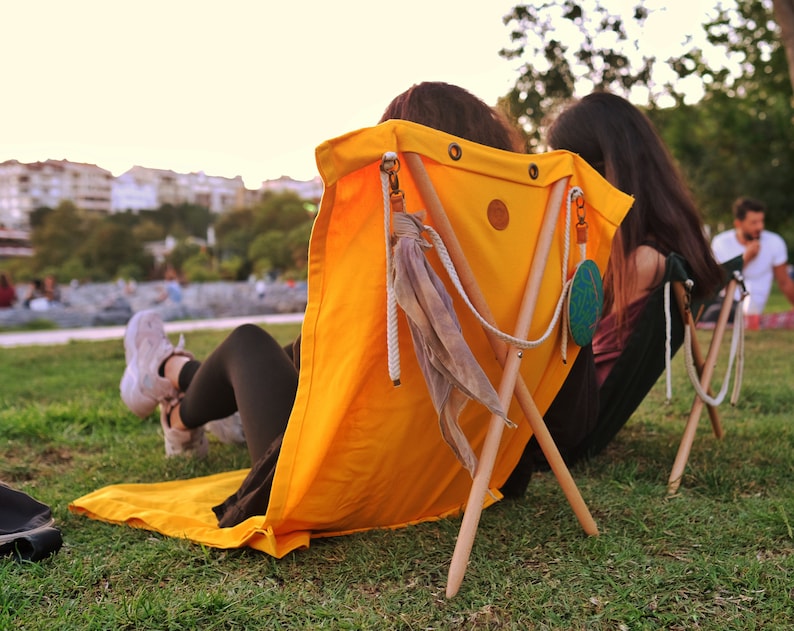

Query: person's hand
<box><xmin>744</xmin><ymin>239</ymin><xmax>761</xmax><ymax>264</ymax></box>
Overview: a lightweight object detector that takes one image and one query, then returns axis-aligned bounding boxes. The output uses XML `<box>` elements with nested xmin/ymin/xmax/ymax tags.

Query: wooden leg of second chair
<box><xmin>667</xmin><ymin>281</ymin><xmax>736</xmax><ymax>495</ymax></box>
<box><xmin>690</xmin><ymin>332</ymin><xmax>724</xmax><ymax>439</ymax></box>
<box><xmin>673</xmin><ymin>283</ymin><xmax>728</xmax><ymax>439</ymax></box>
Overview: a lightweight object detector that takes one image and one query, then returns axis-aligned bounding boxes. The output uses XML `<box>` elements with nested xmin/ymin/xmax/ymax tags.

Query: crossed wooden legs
<box><xmin>403</xmin><ymin>154</ymin><xmax>598</xmax><ymax>598</ymax></box>
<box><xmin>667</xmin><ymin>279</ymin><xmax>737</xmax><ymax>495</ymax></box>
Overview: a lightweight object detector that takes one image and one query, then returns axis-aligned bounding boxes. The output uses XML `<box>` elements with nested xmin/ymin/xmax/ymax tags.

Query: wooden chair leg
<box><xmin>673</xmin><ymin>283</ymin><xmax>725</xmax><ymax>439</ymax></box>
<box><xmin>406</xmin><ymin>154</ymin><xmax>597</xmax><ymax>598</ymax></box>
<box><xmin>667</xmin><ymin>280</ymin><xmax>737</xmax><ymax>495</ymax></box>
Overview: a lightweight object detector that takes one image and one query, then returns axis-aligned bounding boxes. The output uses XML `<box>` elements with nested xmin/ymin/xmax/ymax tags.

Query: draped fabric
<box><xmin>71</xmin><ymin>120</ymin><xmax>632</xmax><ymax>557</ymax></box>
<box><xmin>391</xmin><ymin>211</ymin><xmax>509</xmax><ymax>476</ymax></box>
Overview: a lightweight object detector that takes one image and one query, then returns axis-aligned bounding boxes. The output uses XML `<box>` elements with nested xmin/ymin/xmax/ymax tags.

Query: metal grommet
<box><xmin>528</xmin><ymin>163</ymin><xmax>539</xmax><ymax>179</ymax></box>
<box><xmin>448</xmin><ymin>143</ymin><xmax>462</xmax><ymax>161</ymax></box>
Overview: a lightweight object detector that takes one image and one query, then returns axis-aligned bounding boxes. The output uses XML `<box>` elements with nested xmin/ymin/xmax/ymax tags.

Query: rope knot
<box><xmin>392</xmin><ymin>211</ymin><xmax>431</xmax><ymax>251</ymax></box>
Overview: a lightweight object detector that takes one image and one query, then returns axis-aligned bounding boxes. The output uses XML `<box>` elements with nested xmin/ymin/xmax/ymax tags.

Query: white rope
<box><xmin>731</xmin><ymin>296</ymin><xmax>746</xmax><ymax>403</ymax></box>
<box><xmin>664</xmin><ymin>281</ymin><xmax>673</xmax><ymax>400</ymax></box>
<box><xmin>682</xmin><ymin>285</ymin><xmax>746</xmax><ymax>407</ymax></box>
<box><xmin>380</xmin><ymin>156</ymin><xmax>588</xmax><ymax>380</ymax></box>
<box><xmin>380</xmin><ymin>157</ymin><xmax>401</xmax><ymax>385</ymax></box>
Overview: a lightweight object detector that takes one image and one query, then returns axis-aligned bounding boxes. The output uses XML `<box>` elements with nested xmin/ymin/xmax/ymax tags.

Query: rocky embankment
<box><xmin>0</xmin><ymin>280</ymin><xmax>307</xmax><ymax>329</ymax></box>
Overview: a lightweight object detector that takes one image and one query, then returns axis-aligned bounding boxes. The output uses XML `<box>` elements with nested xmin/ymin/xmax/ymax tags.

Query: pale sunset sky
<box><xmin>1</xmin><ymin>1</ymin><xmax>719</xmax><ymax>188</ymax></box>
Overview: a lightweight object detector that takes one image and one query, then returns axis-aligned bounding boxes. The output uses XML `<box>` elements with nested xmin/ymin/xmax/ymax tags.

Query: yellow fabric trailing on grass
<box><xmin>71</xmin><ymin>120</ymin><xmax>632</xmax><ymax>557</ymax></box>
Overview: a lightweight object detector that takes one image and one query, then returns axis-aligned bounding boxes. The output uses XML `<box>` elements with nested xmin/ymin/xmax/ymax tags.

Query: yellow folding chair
<box><xmin>71</xmin><ymin>120</ymin><xmax>633</xmax><ymax>596</ymax></box>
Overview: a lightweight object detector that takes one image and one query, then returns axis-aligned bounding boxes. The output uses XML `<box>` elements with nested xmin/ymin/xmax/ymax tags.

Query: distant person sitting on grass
<box><xmin>156</xmin><ymin>267</ymin><xmax>183</xmax><ymax>304</ymax></box>
<box><xmin>0</xmin><ymin>271</ymin><xmax>17</xmax><ymax>308</ymax></box>
<box><xmin>43</xmin><ymin>274</ymin><xmax>62</xmax><ymax>305</ymax></box>
<box><xmin>23</xmin><ymin>278</ymin><xmax>46</xmax><ymax>310</ymax></box>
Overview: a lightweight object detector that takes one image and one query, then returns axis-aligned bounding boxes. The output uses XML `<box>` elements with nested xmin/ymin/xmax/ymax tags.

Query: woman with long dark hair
<box><xmin>502</xmin><ymin>93</ymin><xmax>724</xmax><ymax>496</ymax></box>
<box><xmin>547</xmin><ymin>92</ymin><xmax>722</xmax><ymax>343</ymax></box>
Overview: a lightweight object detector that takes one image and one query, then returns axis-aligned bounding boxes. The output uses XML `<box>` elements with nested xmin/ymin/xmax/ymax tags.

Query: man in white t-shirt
<box><xmin>711</xmin><ymin>197</ymin><xmax>794</xmax><ymax>315</ymax></box>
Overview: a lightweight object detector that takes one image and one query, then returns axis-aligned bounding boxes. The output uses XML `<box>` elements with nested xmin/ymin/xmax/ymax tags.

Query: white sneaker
<box><xmin>160</xmin><ymin>401</ymin><xmax>208</xmax><ymax>458</ymax></box>
<box><xmin>206</xmin><ymin>412</ymin><xmax>247</xmax><ymax>445</ymax></box>
<box><xmin>119</xmin><ymin>310</ymin><xmax>193</xmax><ymax>418</ymax></box>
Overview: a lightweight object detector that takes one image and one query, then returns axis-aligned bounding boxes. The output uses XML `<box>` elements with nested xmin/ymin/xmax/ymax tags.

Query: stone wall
<box><xmin>0</xmin><ymin>280</ymin><xmax>307</xmax><ymax>329</ymax></box>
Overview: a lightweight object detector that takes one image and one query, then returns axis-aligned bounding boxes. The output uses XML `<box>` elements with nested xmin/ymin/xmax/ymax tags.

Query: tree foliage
<box><xmin>499</xmin><ymin>1</ymin><xmax>654</xmax><ymax>148</ymax></box>
<box><xmin>214</xmin><ymin>191</ymin><xmax>315</xmax><ymax>279</ymax></box>
<box><xmin>655</xmin><ymin>0</ymin><xmax>794</xmax><ymax>246</ymax></box>
<box><xmin>22</xmin><ymin>190</ymin><xmax>317</xmax><ymax>283</ymax></box>
<box><xmin>501</xmin><ymin>0</ymin><xmax>794</xmax><ymax>254</ymax></box>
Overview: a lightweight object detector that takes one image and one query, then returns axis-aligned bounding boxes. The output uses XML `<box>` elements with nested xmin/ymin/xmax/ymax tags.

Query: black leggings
<box><xmin>177</xmin><ymin>324</ymin><xmax>299</xmax><ymax>463</ymax></box>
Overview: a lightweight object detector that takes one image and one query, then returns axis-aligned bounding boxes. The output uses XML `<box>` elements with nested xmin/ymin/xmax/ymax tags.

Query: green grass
<box><xmin>2</xmin><ymin>317</ymin><xmax>793</xmax><ymax>630</ymax></box>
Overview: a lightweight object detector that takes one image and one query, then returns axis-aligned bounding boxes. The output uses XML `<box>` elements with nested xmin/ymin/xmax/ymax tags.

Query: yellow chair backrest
<box><xmin>263</xmin><ymin>120</ymin><xmax>632</xmax><ymax>555</ymax></box>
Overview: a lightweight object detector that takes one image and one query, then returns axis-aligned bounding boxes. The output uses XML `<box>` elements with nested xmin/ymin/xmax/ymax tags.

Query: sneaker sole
<box><xmin>123</xmin><ymin>311</ymin><xmax>148</xmax><ymax>364</ymax></box>
<box><xmin>119</xmin><ymin>310</ymin><xmax>160</xmax><ymax>418</ymax></box>
<box><xmin>119</xmin><ymin>364</ymin><xmax>157</xmax><ymax>418</ymax></box>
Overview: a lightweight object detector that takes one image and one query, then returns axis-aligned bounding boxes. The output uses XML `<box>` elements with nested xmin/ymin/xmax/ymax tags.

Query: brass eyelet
<box><xmin>528</xmin><ymin>163</ymin><xmax>539</xmax><ymax>179</ymax></box>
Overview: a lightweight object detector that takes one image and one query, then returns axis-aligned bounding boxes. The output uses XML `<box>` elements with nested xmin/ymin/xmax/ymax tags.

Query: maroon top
<box><xmin>0</xmin><ymin>285</ymin><xmax>16</xmax><ymax>308</ymax></box>
<box><xmin>592</xmin><ymin>294</ymin><xmax>651</xmax><ymax>386</ymax></box>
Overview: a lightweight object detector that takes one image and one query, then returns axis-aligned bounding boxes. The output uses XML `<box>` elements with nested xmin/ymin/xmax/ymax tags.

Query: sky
<box><xmin>1</xmin><ymin>1</ymin><xmax>720</xmax><ymax>189</ymax></box>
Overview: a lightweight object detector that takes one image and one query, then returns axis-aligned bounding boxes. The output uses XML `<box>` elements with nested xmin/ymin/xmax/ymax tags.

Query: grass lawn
<box><xmin>2</xmin><ymin>311</ymin><xmax>793</xmax><ymax>629</ymax></box>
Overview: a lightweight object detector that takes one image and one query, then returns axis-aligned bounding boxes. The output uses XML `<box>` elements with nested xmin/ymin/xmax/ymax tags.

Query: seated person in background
<box><xmin>156</xmin><ymin>267</ymin><xmax>183</xmax><ymax>304</ymax></box>
<box><xmin>23</xmin><ymin>278</ymin><xmax>45</xmax><ymax>309</ymax></box>
<box><xmin>501</xmin><ymin>92</ymin><xmax>724</xmax><ymax>495</ymax></box>
<box><xmin>0</xmin><ymin>271</ymin><xmax>16</xmax><ymax>308</ymax></box>
<box><xmin>710</xmin><ymin>196</ymin><xmax>794</xmax><ymax>321</ymax></box>
<box><xmin>43</xmin><ymin>275</ymin><xmax>62</xmax><ymax>305</ymax></box>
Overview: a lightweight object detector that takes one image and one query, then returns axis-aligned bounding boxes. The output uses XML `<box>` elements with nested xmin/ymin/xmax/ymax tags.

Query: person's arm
<box><xmin>773</xmin><ymin>262</ymin><xmax>794</xmax><ymax>307</ymax></box>
<box><xmin>630</xmin><ymin>245</ymin><xmax>666</xmax><ymax>299</ymax></box>
<box><xmin>743</xmin><ymin>238</ymin><xmax>761</xmax><ymax>265</ymax></box>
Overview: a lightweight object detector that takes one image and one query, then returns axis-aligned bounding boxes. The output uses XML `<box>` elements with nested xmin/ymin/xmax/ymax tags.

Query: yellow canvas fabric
<box><xmin>71</xmin><ymin>120</ymin><xmax>632</xmax><ymax>557</ymax></box>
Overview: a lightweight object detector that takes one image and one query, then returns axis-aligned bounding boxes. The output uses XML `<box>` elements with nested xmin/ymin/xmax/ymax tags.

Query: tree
<box><xmin>499</xmin><ymin>1</ymin><xmax>793</xmax><ymax>138</ymax></box>
<box><xmin>499</xmin><ymin>1</ymin><xmax>654</xmax><ymax>148</ymax></box>
<box><xmin>31</xmin><ymin>201</ymin><xmax>94</xmax><ymax>273</ymax></box>
<box><xmin>213</xmin><ymin>191</ymin><xmax>315</xmax><ymax>279</ymax></box>
<box><xmin>658</xmin><ymin>0</ymin><xmax>794</xmax><ymax>247</ymax></box>
<box><xmin>79</xmin><ymin>222</ymin><xmax>147</xmax><ymax>280</ymax></box>
<box><xmin>772</xmin><ymin>0</ymin><xmax>794</xmax><ymax>90</ymax></box>
<box><xmin>500</xmin><ymin>0</ymin><xmax>794</xmax><ymax>253</ymax></box>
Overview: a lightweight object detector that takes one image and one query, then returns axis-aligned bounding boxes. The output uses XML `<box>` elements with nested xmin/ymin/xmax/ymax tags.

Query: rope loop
<box><xmin>664</xmin><ymin>274</ymin><xmax>746</xmax><ymax>407</ymax></box>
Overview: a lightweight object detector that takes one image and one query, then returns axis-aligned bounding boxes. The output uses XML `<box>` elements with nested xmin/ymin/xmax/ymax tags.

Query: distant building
<box><xmin>0</xmin><ymin>228</ymin><xmax>33</xmax><ymax>258</ymax></box>
<box><xmin>0</xmin><ymin>157</ymin><xmax>323</xmax><ymax>228</ymax></box>
<box><xmin>111</xmin><ymin>170</ymin><xmax>158</xmax><ymax>212</ymax></box>
<box><xmin>112</xmin><ymin>166</ymin><xmax>246</xmax><ymax>214</ymax></box>
<box><xmin>0</xmin><ymin>159</ymin><xmax>113</xmax><ymax>229</ymax></box>
<box><xmin>259</xmin><ymin>175</ymin><xmax>323</xmax><ymax>202</ymax></box>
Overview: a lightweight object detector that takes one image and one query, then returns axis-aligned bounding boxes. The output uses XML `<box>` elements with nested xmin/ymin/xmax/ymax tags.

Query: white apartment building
<box><xmin>1</xmin><ymin>158</ymin><xmax>322</xmax><ymax>228</ymax></box>
<box><xmin>0</xmin><ymin>228</ymin><xmax>33</xmax><ymax>258</ymax></box>
<box><xmin>112</xmin><ymin>166</ymin><xmax>246</xmax><ymax>214</ymax></box>
<box><xmin>0</xmin><ymin>159</ymin><xmax>113</xmax><ymax>229</ymax></box>
<box><xmin>110</xmin><ymin>170</ymin><xmax>158</xmax><ymax>212</ymax></box>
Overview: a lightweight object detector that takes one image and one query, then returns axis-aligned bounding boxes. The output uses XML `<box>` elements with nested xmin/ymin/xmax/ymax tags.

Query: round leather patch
<box><xmin>487</xmin><ymin>199</ymin><xmax>509</xmax><ymax>230</ymax></box>
<box><xmin>567</xmin><ymin>259</ymin><xmax>603</xmax><ymax>346</ymax></box>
